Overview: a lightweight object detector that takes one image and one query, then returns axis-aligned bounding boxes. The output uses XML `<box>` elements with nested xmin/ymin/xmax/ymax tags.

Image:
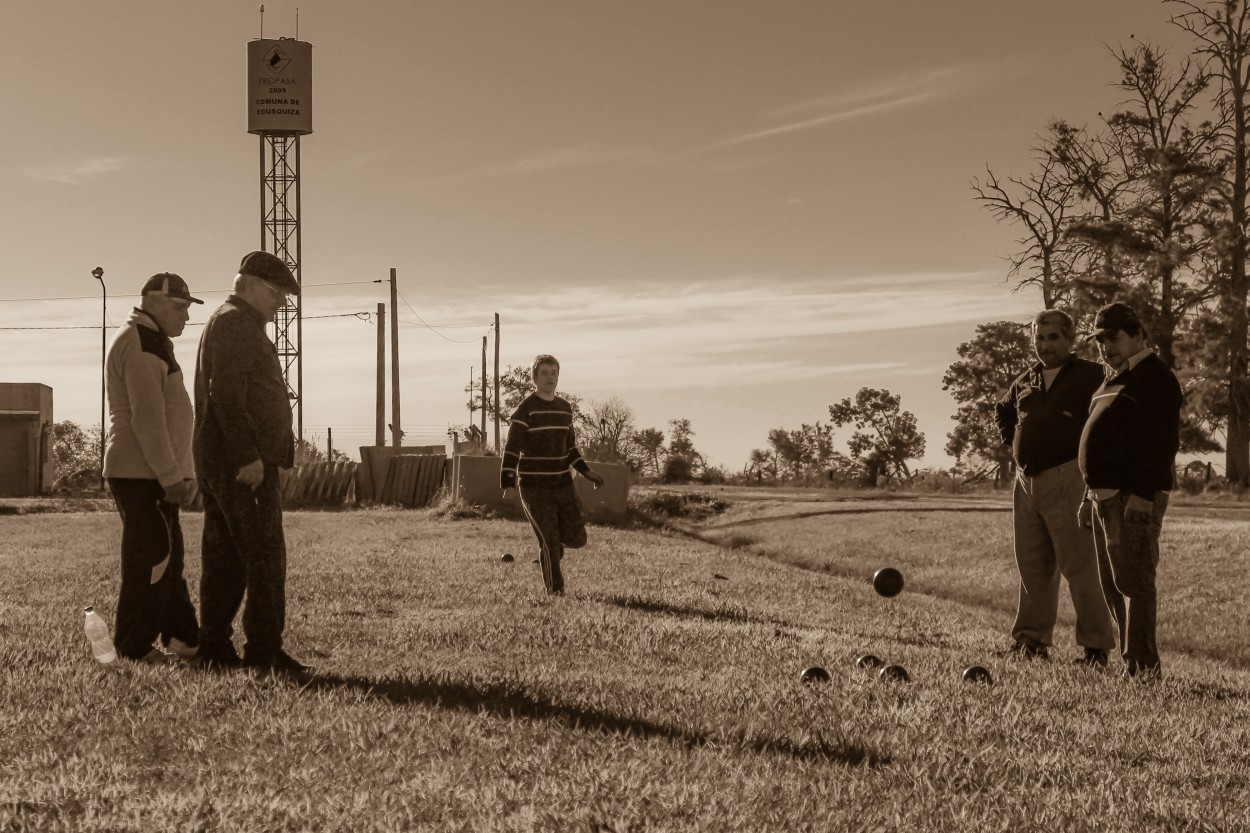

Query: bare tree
<box><xmin>972</xmin><ymin>138</ymin><xmax>1084</xmax><ymax>308</ymax></box>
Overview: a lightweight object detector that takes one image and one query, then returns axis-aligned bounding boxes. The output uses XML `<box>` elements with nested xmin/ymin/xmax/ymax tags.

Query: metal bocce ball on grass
<box><xmin>878</xmin><ymin>664</ymin><xmax>910</xmax><ymax>683</ymax></box>
<box><xmin>856</xmin><ymin>654</ymin><xmax>884</xmax><ymax>670</ymax></box>
<box><xmin>962</xmin><ymin>665</ymin><xmax>993</xmax><ymax>685</ymax></box>
<box><xmin>800</xmin><ymin>666</ymin><xmax>831</xmax><ymax>684</ymax></box>
<box><xmin>873</xmin><ymin>567</ymin><xmax>905</xmax><ymax>598</ymax></box>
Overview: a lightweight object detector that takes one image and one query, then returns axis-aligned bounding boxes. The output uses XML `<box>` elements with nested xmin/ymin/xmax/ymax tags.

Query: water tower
<box><xmin>247</xmin><ymin>36</ymin><xmax>312</xmax><ymax>439</ymax></box>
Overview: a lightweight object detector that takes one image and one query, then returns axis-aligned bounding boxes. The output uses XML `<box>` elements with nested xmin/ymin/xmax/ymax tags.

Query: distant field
<box><xmin>690</xmin><ymin>487</ymin><xmax>1250</xmax><ymax>667</ymax></box>
<box><xmin>1</xmin><ymin>492</ymin><xmax>1248</xmax><ymax>831</ymax></box>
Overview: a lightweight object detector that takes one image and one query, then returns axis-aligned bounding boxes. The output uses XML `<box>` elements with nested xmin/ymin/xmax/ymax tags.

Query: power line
<box><xmin>0</xmin><ymin>279</ymin><xmax>381</xmax><ymax>304</ymax></box>
<box><xmin>0</xmin><ymin>312</ymin><xmax>371</xmax><ymax>331</ymax></box>
<box><xmin>394</xmin><ymin>288</ymin><xmax>491</xmax><ymax>344</ymax></box>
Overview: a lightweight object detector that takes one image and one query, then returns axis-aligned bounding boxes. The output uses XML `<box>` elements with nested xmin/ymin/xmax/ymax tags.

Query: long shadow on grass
<box><xmin>589</xmin><ymin>593</ymin><xmax>793</xmax><ymax>629</ymax></box>
<box><xmin>306</xmin><ymin>672</ymin><xmax>887</xmax><ymax>767</ymax></box>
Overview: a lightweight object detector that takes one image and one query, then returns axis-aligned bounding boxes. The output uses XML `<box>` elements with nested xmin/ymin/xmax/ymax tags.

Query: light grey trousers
<box><xmin>1011</xmin><ymin>459</ymin><xmax>1117</xmax><ymax>651</ymax></box>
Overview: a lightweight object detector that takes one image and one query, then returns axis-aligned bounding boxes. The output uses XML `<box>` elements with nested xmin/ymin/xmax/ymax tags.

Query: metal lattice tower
<box><xmin>260</xmin><ymin>134</ymin><xmax>303</xmax><ymax>440</ymax></box>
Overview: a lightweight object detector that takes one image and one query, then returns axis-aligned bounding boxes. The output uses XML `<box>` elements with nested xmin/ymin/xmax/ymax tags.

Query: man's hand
<box><xmin>1077</xmin><ymin>497</ymin><xmax>1093</xmax><ymax>529</ymax></box>
<box><xmin>585</xmin><ymin>471</ymin><xmax>605</xmax><ymax>490</ymax></box>
<box><xmin>235</xmin><ymin>459</ymin><xmax>265</xmax><ymax>490</ymax></box>
<box><xmin>163</xmin><ymin>480</ymin><xmax>193</xmax><ymax>507</ymax></box>
<box><xmin>177</xmin><ymin>479</ymin><xmax>200</xmax><ymax>509</ymax></box>
<box><xmin>1125</xmin><ymin>494</ymin><xmax>1153</xmax><ymax>523</ymax></box>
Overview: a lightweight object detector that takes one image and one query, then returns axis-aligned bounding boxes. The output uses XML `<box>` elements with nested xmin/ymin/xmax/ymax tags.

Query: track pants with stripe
<box><xmin>108</xmin><ymin>478</ymin><xmax>199</xmax><ymax>659</ymax></box>
<box><xmin>518</xmin><ymin>481</ymin><xmax>587</xmax><ymax>594</ymax></box>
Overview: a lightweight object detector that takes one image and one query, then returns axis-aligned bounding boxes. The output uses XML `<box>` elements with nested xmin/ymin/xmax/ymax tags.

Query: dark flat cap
<box><xmin>238</xmin><ymin>251</ymin><xmax>300</xmax><ymax>295</ymax></box>
<box><xmin>1092</xmin><ymin>302</ymin><xmax>1142</xmax><ymax>338</ymax></box>
<box><xmin>142</xmin><ymin>272</ymin><xmax>203</xmax><ymax>304</ymax></box>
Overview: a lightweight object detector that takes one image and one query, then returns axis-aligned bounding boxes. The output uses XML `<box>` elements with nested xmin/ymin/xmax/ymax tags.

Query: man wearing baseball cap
<box><xmin>193</xmin><ymin>251</ymin><xmax>308</xmax><ymax>675</ymax></box>
<box><xmin>103</xmin><ymin>272</ymin><xmax>203</xmax><ymax>663</ymax></box>
<box><xmin>1078</xmin><ymin>301</ymin><xmax>1182</xmax><ymax>679</ymax></box>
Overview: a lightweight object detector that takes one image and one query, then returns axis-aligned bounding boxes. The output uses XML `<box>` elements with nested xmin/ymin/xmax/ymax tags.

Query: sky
<box><xmin>0</xmin><ymin>1</ymin><xmax>1197</xmax><ymax>471</ymax></box>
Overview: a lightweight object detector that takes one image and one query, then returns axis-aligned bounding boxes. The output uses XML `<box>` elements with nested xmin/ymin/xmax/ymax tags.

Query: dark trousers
<box><xmin>199</xmin><ymin>466</ymin><xmax>288</xmax><ymax>661</ymax></box>
<box><xmin>107</xmin><ymin>478</ymin><xmax>199</xmax><ymax>659</ymax></box>
<box><xmin>1092</xmin><ymin>491</ymin><xmax>1169</xmax><ymax>676</ymax></box>
<box><xmin>518</xmin><ymin>481</ymin><xmax>588</xmax><ymax>593</ymax></box>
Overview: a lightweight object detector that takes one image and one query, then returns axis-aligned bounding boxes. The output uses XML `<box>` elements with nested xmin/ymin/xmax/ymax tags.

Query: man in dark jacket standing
<box><xmin>995</xmin><ymin>310</ymin><xmax>1117</xmax><ymax>665</ymax></box>
<box><xmin>1079</xmin><ymin>302</ymin><xmax>1183</xmax><ymax>678</ymax></box>
<box><xmin>194</xmin><ymin>251</ymin><xmax>307</xmax><ymax>675</ymax></box>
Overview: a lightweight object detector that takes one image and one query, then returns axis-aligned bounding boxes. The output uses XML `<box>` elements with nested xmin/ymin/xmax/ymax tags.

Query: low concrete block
<box><xmin>452</xmin><ymin>455</ymin><xmax>629</xmax><ymax>521</ymax></box>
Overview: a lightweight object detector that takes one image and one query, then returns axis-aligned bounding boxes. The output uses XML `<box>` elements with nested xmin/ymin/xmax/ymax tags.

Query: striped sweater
<box><xmin>500</xmin><ymin>394</ymin><xmax>591</xmax><ymax>489</ymax></box>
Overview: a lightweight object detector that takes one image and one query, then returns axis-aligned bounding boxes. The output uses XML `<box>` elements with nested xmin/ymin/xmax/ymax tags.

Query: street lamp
<box><xmin>92</xmin><ymin>266</ymin><xmax>105</xmax><ymax>491</ymax></box>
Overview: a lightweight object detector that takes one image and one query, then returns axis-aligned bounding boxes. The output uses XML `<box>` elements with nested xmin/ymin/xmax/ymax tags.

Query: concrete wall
<box><xmin>0</xmin><ymin>383</ymin><xmax>53</xmax><ymax>496</ymax></box>
<box><xmin>451</xmin><ymin>455</ymin><xmax>629</xmax><ymax>521</ymax></box>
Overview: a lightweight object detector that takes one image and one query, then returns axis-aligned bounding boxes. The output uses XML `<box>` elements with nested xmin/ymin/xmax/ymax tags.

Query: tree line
<box><xmin>960</xmin><ymin>0</ymin><xmax>1250</xmax><ymax>486</ymax></box>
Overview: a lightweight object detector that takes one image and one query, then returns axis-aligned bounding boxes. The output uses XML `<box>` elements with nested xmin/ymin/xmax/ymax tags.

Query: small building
<box><xmin>0</xmin><ymin>383</ymin><xmax>53</xmax><ymax>496</ymax></box>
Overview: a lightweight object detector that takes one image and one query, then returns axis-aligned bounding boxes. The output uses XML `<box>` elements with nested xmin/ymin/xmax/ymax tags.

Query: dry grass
<box><xmin>1</xmin><ymin>496</ymin><xmax>1248</xmax><ymax>831</ymax></box>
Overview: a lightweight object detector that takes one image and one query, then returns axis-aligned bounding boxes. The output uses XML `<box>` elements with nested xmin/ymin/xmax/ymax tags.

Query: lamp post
<box><xmin>91</xmin><ymin>266</ymin><xmax>105</xmax><ymax>490</ymax></box>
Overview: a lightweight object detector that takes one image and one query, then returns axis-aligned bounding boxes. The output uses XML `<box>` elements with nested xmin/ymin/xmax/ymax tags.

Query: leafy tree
<box><xmin>766</xmin><ymin>422</ymin><xmax>834</xmax><ymax>482</ymax></box>
<box><xmin>632</xmin><ymin>427</ymin><xmax>666</xmax><ymax>479</ymax></box>
<box><xmin>942</xmin><ymin>322</ymin><xmax>1034</xmax><ymax>483</ymax></box>
<box><xmin>1171</xmin><ymin>0</ymin><xmax>1250</xmax><ymax>484</ymax></box>
<box><xmin>666</xmin><ymin>418</ymin><xmax>703</xmax><ymax>472</ymax></box>
<box><xmin>828</xmin><ymin>388</ymin><xmax>925</xmax><ymax>483</ymax></box>
<box><xmin>1062</xmin><ymin>42</ymin><xmax>1222</xmax><ymax>366</ymax></box>
<box><xmin>470</xmin><ymin>364</ymin><xmax>583</xmax><ymax>425</ymax></box>
<box><xmin>744</xmin><ymin>448</ymin><xmax>773</xmax><ymax>483</ymax></box>
<box><xmin>51</xmin><ymin>420</ymin><xmax>101</xmax><ymax>480</ymax></box>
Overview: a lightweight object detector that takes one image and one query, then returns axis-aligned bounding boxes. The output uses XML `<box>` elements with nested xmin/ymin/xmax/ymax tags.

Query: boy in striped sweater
<box><xmin>500</xmin><ymin>355</ymin><xmax>604</xmax><ymax>595</ymax></box>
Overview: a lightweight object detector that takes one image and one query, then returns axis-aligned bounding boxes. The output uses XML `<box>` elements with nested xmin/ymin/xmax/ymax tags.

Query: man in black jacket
<box><xmin>1079</xmin><ymin>302</ymin><xmax>1183</xmax><ymax>678</ymax></box>
<box><xmin>194</xmin><ymin>251</ymin><xmax>308</xmax><ymax>675</ymax></box>
<box><xmin>995</xmin><ymin>310</ymin><xmax>1116</xmax><ymax>665</ymax></box>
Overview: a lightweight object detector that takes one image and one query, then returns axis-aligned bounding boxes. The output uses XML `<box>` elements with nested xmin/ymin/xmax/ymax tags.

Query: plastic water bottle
<box><xmin>83</xmin><ymin>606</ymin><xmax>116</xmax><ymax>664</ymax></box>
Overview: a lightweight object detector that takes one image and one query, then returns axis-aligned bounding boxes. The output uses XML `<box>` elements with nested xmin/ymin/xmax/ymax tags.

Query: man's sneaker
<box><xmin>133</xmin><ymin>646</ymin><xmax>178</xmax><ymax>665</ymax></box>
<box><xmin>165</xmin><ymin>637</ymin><xmax>200</xmax><ymax>661</ymax></box>
<box><xmin>995</xmin><ymin>641</ymin><xmax>1050</xmax><ymax>661</ymax></box>
<box><xmin>1074</xmin><ymin>648</ymin><xmax>1110</xmax><ymax>668</ymax></box>
<box><xmin>244</xmin><ymin>649</ymin><xmax>312</xmax><ymax>677</ymax></box>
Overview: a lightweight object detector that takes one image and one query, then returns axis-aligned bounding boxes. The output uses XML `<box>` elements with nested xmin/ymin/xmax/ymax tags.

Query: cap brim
<box><xmin>188</xmin><ymin>295</ymin><xmax>204</xmax><ymax>304</ymax></box>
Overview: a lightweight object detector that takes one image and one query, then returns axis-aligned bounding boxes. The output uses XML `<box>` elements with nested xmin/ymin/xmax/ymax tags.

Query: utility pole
<box><xmin>91</xmin><ymin>267</ymin><xmax>105</xmax><ymax>490</ymax></box>
<box><xmin>327</xmin><ymin>427</ymin><xmax>333</xmax><ymax>460</ymax></box>
<box><xmin>389</xmin><ymin>268</ymin><xmax>400</xmax><ymax>448</ymax></box>
<box><xmin>480</xmin><ymin>335</ymin><xmax>487</xmax><ymax>448</ymax></box>
<box><xmin>375</xmin><ymin>302</ymin><xmax>385</xmax><ymax>446</ymax></box>
<box><xmin>493</xmin><ymin>313</ymin><xmax>501</xmax><ymax>453</ymax></box>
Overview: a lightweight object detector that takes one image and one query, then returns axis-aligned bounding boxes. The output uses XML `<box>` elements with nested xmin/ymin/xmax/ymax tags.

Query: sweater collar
<box><xmin>128</xmin><ymin>307</ymin><xmax>170</xmax><ymax>339</ymax></box>
<box><xmin>226</xmin><ymin>293</ymin><xmax>269</xmax><ymax>327</ymax></box>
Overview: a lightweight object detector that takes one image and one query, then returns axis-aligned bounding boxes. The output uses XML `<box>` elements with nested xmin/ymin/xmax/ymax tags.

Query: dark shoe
<box><xmin>995</xmin><ymin>641</ymin><xmax>1049</xmax><ymax>661</ymax></box>
<box><xmin>1074</xmin><ymin>648</ymin><xmax>1109</xmax><ymax>668</ymax></box>
<box><xmin>245</xmin><ymin>649</ymin><xmax>312</xmax><ymax>677</ymax></box>
<box><xmin>198</xmin><ymin>643</ymin><xmax>243</xmax><ymax>671</ymax></box>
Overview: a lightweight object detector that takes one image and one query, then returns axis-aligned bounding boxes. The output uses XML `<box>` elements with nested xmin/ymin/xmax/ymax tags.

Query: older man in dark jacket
<box><xmin>194</xmin><ymin>251</ymin><xmax>307</xmax><ymax>675</ymax></box>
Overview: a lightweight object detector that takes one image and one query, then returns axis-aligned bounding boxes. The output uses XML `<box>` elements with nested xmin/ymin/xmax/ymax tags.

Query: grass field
<box><xmin>2</xmin><ymin>490</ymin><xmax>1248</xmax><ymax>832</ymax></box>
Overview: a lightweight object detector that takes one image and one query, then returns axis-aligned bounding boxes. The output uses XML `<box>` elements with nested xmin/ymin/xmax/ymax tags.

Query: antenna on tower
<box><xmin>259</xmin><ymin>4</ymin><xmax>264</xmax><ymax>38</ymax></box>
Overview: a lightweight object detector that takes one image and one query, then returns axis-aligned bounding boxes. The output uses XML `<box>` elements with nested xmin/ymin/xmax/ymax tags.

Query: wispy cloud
<box><xmin>20</xmin><ymin>156</ymin><xmax>135</xmax><ymax>185</ymax></box>
<box><xmin>392</xmin><ymin>271</ymin><xmax>1037</xmax><ymax>392</ymax></box>
<box><xmin>705</xmin><ymin>64</ymin><xmax>992</xmax><ymax>151</ymax></box>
